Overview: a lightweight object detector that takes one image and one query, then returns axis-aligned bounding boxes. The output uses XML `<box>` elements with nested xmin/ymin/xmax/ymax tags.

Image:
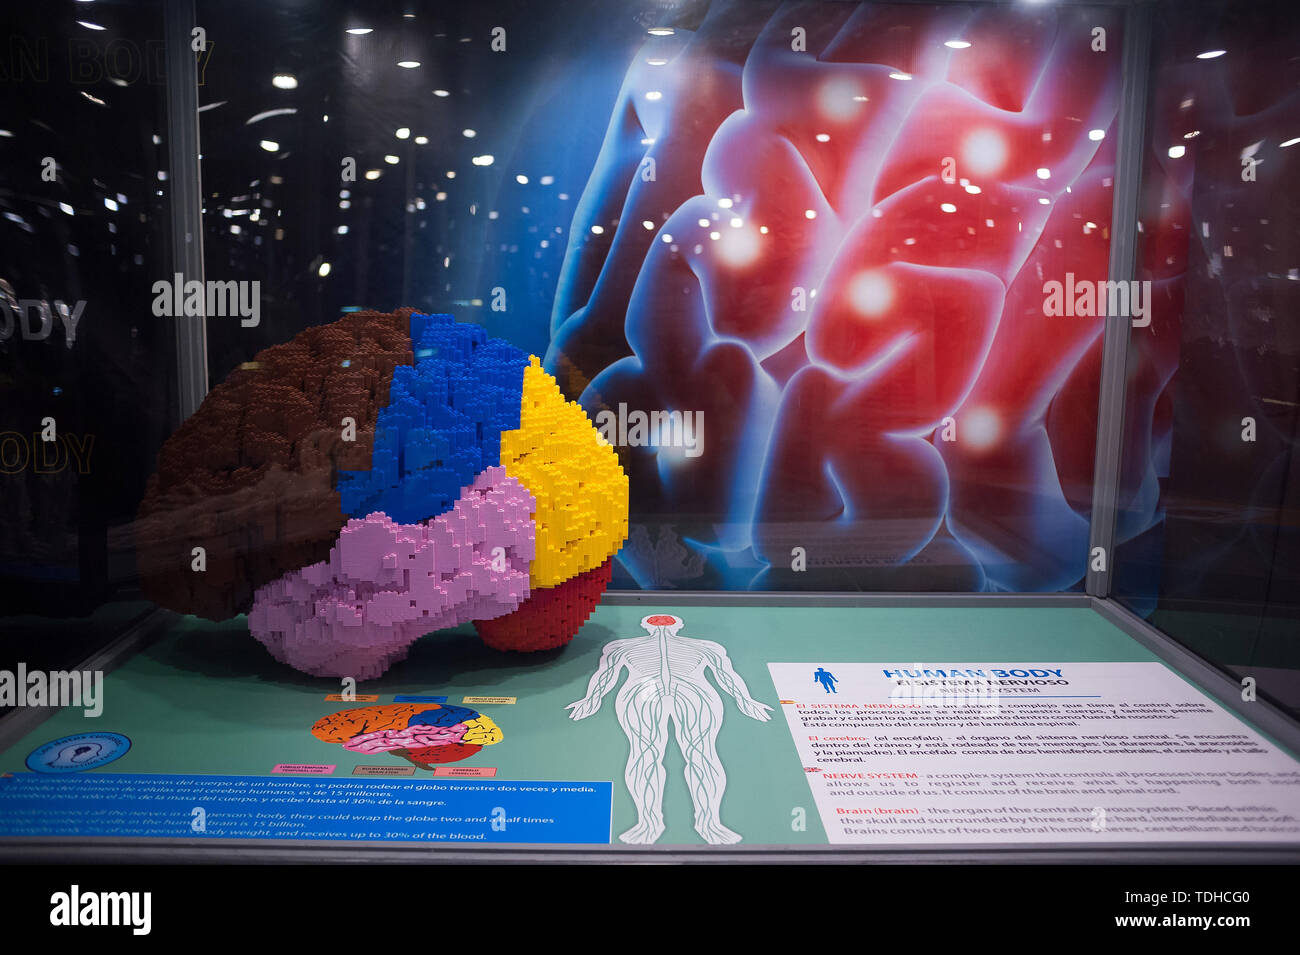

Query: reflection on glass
<box><xmin>194</xmin><ymin>0</ymin><xmax>1127</xmax><ymax>593</ymax></box>
<box><xmin>1114</xmin><ymin>0</ymin><xmax>1300</xmax><ymax>718</ymax></box>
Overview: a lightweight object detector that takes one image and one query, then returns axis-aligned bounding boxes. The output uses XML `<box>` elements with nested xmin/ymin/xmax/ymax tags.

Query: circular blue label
<box><xmin>26</xmin><ymin>732</ymin><xmax>131</xmax><ymax>773</ymax></box>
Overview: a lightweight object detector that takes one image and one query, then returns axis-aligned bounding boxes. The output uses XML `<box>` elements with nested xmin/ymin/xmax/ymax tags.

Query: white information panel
<box><xmin>768</xmin><ymin>662</ymin><xmax>1300</xmax><ymax>844</ymax></box>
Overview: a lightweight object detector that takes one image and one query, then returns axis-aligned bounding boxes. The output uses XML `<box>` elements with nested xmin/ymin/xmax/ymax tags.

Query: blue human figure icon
<box><xmin>813</xmin><ymin>667</ymin><xmax>838</xmax><ymax>694</ymax></box>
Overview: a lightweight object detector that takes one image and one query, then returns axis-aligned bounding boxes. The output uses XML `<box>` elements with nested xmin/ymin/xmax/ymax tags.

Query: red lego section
<box><xmin>473</xmin><ymin>557</ymin><xmax>613</xmax><ymax>652</ymax></box>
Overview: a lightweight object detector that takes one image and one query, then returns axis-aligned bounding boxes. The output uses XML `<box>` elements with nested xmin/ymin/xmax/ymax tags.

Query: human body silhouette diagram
<box><xmin>567</xmin><ymin>613</ymin><xmax>773</xmax><ymax>844</ymax></box>
<box><xmin>814</xmin><ymin>667</ymin><xmax>838</xmax><ymax>693</ymax></box>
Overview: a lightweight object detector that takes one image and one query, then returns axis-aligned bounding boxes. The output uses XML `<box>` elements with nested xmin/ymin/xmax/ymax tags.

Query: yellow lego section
<box><xmin>461</xmin><ymin>715</ymin><xmax>504</xmax><ymax>746</ymax></box>
<box><xmin>501</xmin><ymin>356</ymin><xmax>629</xmax><ymax>588</ymax></box>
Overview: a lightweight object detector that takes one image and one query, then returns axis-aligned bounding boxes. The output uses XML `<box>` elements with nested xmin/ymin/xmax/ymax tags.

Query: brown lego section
<box><xmin>134</xmin><ymin>309</ymin><xmax>416</xmax><ymax>620</ymax></box>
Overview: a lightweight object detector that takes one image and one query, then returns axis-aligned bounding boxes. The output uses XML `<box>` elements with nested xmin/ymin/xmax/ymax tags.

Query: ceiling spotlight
<box><xmin>433</xmin><ymin>89</ymin><xmax>450</xmax><ymax>97</ymax></box>
<box><xmin>414</xmin><ymin>135</ymin><xmax>428</xmax><ymax>145</ymax></box>
<box><xmin>647</xmin><ymin>28</ymin><xmax>674</xmax><ymax>36</ymax></box>
<box><xmin>396</xmin><ymin>127</ymin><xmax>410</xmax><ymax>139</ymax></box>
<box><xmin>888</xmin><ymin>72</ymin><xmax>913</xmax><ymax>81</ymax></box>
<box><xmin>76</xmin><ymin>20</ymin><xmax>106</xmax><ymax>31</ymax></box>
<box><xmin>1196</xmin><ymin>50</ymin><xmax>1226</xmax><ymax>59</ymax></box>
<box><xmin>944</xmin><ymin>40</ymin><xmax>971</xmax><ymax>49</ymax></box>
<box><xmin>397</xmin><ymin>60</ymin><xmax>420</xmax><ymax>69</ymax></box>
<box><xmin>272</xmin><ymin>74</ymin><xmax>297</xmax><ymax>90</ymax></box>
<box><xmin>346</xmin><ymin>28</ymin><xmax>372</xmax><ymax>35</ymax></box>
<box><xmin>259</xmin><ymin>139</ymin><xmax>279</xmax><ymax>152</ymax></box>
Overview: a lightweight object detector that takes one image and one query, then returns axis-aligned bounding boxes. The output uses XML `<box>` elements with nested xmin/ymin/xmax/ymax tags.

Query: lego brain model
<box><xmin>136</xmin><ymin>308</ymin><xmax>628</xmax><ymax>678</ymax></box>
<box><xmin>311</xmin><ymin>702</ymin><xmax>503</xmax><ymax>769</ymax></box>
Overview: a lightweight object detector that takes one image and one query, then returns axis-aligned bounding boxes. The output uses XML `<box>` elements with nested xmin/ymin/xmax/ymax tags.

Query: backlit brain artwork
<box><xmin>311</xmin><ymin>702</ymin><xmax>503</xmax><ymax>769</ymax></box>
<box><xmin>136</xmin><ymin>308</ymin><xmax>628</xmax><ymax>678</ymax></box>
<box><xmin>546</xmin><ymin>2</ymin><xmax>1171</xmax><ymax>592</ymax></box>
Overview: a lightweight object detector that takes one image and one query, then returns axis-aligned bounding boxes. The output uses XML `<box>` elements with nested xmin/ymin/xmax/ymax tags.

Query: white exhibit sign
<box><xmin>767</xmin><ymin>662</ymin><xmax>1300</xmax><ymax>844</ymax></box>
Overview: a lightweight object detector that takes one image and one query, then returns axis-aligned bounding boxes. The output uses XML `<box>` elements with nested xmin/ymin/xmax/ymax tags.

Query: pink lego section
<box><xmin>248</xmin><ymin>466</ymin><xmax>536</xmax><ymax>678</ymax></box>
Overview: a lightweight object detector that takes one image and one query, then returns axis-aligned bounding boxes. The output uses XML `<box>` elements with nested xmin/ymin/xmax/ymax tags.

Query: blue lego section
<box><xmin>336</xmin><ymin>312</ymin><xmax>529</xmax><ymax>524</ymax></box>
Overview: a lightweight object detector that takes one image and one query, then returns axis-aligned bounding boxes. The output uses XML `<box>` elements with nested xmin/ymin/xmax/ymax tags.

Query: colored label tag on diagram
<box><xmin>353</xmin><ymin>765</ymin><xmax>416</xmax><ymax>776</ymax></box>
<box><xmin>433</xmin><ymin>766</ymin><xmax>497</xmax><ymax>778</ymax></box>
<box><xmin>272</xmin><ymin>763</ymin><xmax>335</xmax><ymax>775</ymax></box>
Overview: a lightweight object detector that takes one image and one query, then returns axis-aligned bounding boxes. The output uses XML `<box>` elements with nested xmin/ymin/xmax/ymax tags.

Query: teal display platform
<box><xmin>0</xmin><ymin>602</ymin><xmax>1296</xmax><ymax>852</ymax></box>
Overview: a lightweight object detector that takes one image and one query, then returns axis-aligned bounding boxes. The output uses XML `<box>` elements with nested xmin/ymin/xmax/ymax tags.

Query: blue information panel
<box><xmin>0</xmin><ymin>774</ymin><xmax>612</xmax><ymax>843</ymax></box>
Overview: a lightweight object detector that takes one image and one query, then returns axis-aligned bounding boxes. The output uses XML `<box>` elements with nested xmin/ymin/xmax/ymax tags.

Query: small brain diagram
<box><xmin>312</xmin><ymin>702</ymin><xmax>503</xmax><ymax>769</ymax></box>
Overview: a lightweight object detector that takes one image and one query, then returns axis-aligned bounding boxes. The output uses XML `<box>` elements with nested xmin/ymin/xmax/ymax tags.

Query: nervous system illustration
<box><xmin>567</xmin><ymin>613</ymin><xmax>772</xmax><ymax>845</ymax></box>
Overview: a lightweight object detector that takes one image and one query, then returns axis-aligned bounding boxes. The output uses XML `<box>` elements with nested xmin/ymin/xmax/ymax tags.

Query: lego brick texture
<box><xmin>337</xmin><ymin>313</ymin><xmax>528</xmax><ymax>525</ymax></box>
<box><xmin>249</xmin><ymin>466</ymin><xmax>535</xmax><ymax>679</ymax></box>
<box><xmin>135</xmin><ymin>308</ymin><xmax>414</xmax><ymax>620</ymax></box>
<box><xmin>500</xmin><ymin>357</ymin><xmax>629</xmax><ymax>588</ymax></box>
<box><xmin>474</xmin><ymin>557</ymin><xmax>614</xmax><ymax>652</ymax></box>
<box><xmin>137</xmin><ymin>309</ymin><xmax>628</xmax><ymax>678</ymax></box>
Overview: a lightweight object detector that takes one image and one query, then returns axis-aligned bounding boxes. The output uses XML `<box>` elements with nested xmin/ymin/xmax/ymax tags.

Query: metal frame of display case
<box><xmin>4</xmin><ymin>0</ymin><xmax>1299</xmax><ymax>864</ymax></box>
<box><xmin>1087</xmin><ymin>0</ymin><xmax>1150</xmax><ymax>598</ymax></box>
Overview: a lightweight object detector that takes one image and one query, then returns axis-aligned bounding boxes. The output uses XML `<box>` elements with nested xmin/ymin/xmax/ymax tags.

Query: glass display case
<box><xmin>1</xmin><ymin>0</ymin><xmax>1298</xmax><ymax>872</ymax></box>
